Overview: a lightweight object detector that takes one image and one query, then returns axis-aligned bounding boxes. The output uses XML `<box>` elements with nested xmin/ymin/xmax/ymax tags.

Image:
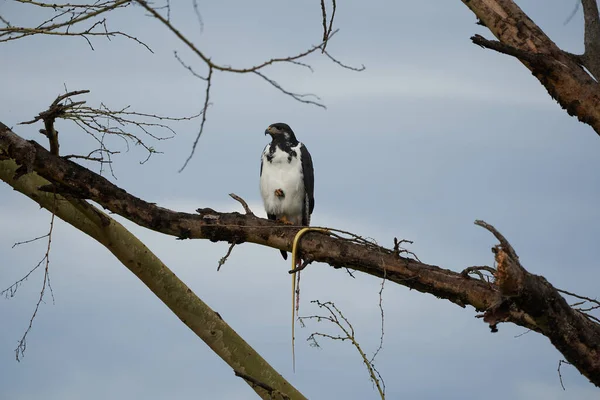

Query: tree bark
<box><xmin>2</xmin><ymin>122</ymin><xmax>600</xmax><ymax>386</ymax></box>
<box><xmin>0</xmin><ymin>152</ymin><xmax>306</xmax><ymax>400</ymax></box>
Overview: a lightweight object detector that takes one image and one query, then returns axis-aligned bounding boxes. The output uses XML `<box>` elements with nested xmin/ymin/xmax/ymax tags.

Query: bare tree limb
<box><xmin>474</xmin><ymin>220</ymin><xmax>600</xmax><ymax>386</ymax></box>
<box><xmin>462</xmin><ymin>0</ymin><xmax>600</xmax><ymax>136</ymax></box>
<box><xmin>3</xmin><ymin>123</ymin><xmax>600</xmax><ymax>385</ymax></box>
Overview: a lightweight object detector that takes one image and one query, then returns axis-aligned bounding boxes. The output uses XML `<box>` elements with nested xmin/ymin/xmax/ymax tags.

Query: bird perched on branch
<box><xmin>260</xmin><ymin>123</ymin><xmax>315</xmax><ymax>259</ymax></box>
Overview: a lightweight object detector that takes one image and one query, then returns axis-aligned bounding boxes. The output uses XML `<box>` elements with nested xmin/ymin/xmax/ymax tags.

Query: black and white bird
<box><xmin>260</xmin><ymin>123</ymin><xmax>314</xmax><ymax>259</ymax></box>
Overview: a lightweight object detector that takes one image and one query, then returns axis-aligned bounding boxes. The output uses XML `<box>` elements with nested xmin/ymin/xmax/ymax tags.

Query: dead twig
<box><xmin>229</xmin><ymin>193</ymin><xmax>254</xmax><ymax>216</ymax></box>
<box><xmin>558</xmin><ymin>359</ymin><xmax>571</xmax><ymax>390</ymax></box>
<box><xmin>322</xmin><ymin>49</ymin><xmax>365</xmax><ymax>71</ymax></box>
<box><xmin>319</xmin><ymin>0</ymin><xmax>337</xmax><ymax>53</ymax></box>
<box><xmin>556</xmin><ymin>287</ymin><xmax>600</xmax><ymax>324</ymax></box>
<box><xmin>461</xmin><ymin>265</ymin><xmax>496</xmax><ymax>282</ymax></box>
<box><xmin>514</xmin><ymin>329</ymin><xmax>532</xmax><ymax>338</ymax></box>
<box><xmin>20</xmin><ymin>90</ymin><xmax>90</xmax><ymax>155</ymax></box>
<box><xmin>12</xmin><ymin>232</ymin><xmax>51</xmax><ymax>249</ymax></box>
<box><xmin>392</xmin><ymin>237</ymin><xmax>420</xmax><ymax>262</ymax></box>
<box><xmin>289</xmin><ymin>258</ymin><xmax>311</xmax><ymax>274</ymax></box>
<box><xmin>178</xmin><ymin>66</ymin><xmax>212</xmax><ymax>172</ymax></box>
<box><xmin>6</xmin><ymin>207</ymin><xmax>57</xmax><ymax>362</ymax></box>
<box><xmin>370</xmin><ymin>270</ymin><xmax>385</xmax><ymax>365</ymax></box>
<box><xmin>471</xmin><ymin>34</ymin><xmax>548</xmax><ymax>70</ymax></box>
<box><xmin>217</xmin><ymin>242</ymin><xmax>236</xmax><ymax>271</ymax></box>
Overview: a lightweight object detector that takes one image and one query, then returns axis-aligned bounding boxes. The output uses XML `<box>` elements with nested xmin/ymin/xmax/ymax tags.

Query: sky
<box><xmin>1</xmin><ymin>0</ymin><xmax>600</xmax><ymax>399</ymax></box>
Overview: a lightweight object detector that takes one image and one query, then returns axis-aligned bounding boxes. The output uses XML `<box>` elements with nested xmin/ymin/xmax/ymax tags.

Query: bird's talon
<box><xmin>274</xmin><ymin>188</ymin><xmax>285</xmax><ymax>198</ymax></box>
<box><xmin>278</xmin><ymin>216</ymin><xmax>294</xmax><ymax>225</ymax></box>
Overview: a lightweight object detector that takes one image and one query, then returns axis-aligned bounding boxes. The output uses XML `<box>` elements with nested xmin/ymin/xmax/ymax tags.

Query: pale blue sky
<box><xmin>1</xmin><ymin>0</ymin><xmax>599</xmax><ymax>399</ymax></box>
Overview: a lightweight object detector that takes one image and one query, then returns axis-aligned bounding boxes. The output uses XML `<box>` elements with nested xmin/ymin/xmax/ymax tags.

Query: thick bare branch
<box><xmin>475</xmin><ymin>221</ymin><xmax>600</xmax><ymax>386</ymax></box>
<box><xmin>4</xmin><ymin>123</ymin><xmax>600</xmax><ymax>386</ymax></box>
<box><xmin>462</xmin><ymin>0</ymin><xmax>600</xmax><ymax>135</ymax></box>
<box><xmin>0</xmin><ymin>121</ymin><xmax>500</xmax><ymax>312</ymax></box>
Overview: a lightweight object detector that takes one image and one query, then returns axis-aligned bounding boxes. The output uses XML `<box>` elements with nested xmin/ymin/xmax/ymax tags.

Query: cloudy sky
<box><xmin>1</xmin><ymin>0</ymin><xmax>600</xmax><ymax>398</ymax></box>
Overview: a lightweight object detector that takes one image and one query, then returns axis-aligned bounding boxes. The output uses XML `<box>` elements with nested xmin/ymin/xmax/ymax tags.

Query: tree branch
<box><xmin>475</xmin><ymin>220</ymin><xmax>600</xmax><ymax>386</ymax></box>
<box><xmin>581</xmin><ymin>0</ymin><xmax>600</xmax><ymax>80</ymax></box>
<box><xmin>462</xmin><ymin>0</ymin><xmax>600</xmax><ymax>135</ymax></box>
<box><xmin>3</xmin><ymin>122</ymin><xmax>600</xmax><ymax>385</ymax></box>
<box><xmin>0</xmin><ymin>121</ymin><xmax>500</xmax><ymax>312</ymax></box>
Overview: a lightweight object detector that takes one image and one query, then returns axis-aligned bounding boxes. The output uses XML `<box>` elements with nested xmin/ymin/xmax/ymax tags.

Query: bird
<box><xmin>260</xmin><ymin>122</ymin><xmax>315</xmax><ymax>370</ymax></box>
<box><xmin>260</xmin><ymin>122</ymin><xmax>315</xmax><ymax>260</ymax></box>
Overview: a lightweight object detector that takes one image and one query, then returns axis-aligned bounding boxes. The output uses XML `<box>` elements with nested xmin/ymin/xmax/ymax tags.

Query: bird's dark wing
<box><xmin>260</xmin><ymin>144</ymin><xmax>269</xmax><ymax>177</ymax></box>
<box><xmin>260</xmin><ymin>156</ymin><xmax>263</xmax><ymax>177</ymax></box>
<box><xmin>300</xmin><ymin>143</ymin><xmax>315</xmax><ymax>226</ymax></box>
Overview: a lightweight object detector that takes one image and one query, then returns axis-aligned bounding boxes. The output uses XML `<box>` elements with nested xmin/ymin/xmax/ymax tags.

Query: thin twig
<box><xmin>13</xmin><ymin>208</ymin><xmax>57</xmax><ymax>361</ymax></box>
<box><xmin>556</xmin><ymin>287</ymin><xmax>600</xmax><ymax>324</ymax></box>
<box><xmin>289</xmin><ymin>258</ymin><xmax>311</xmax><ymax>274</ymax></box>
<box><xmin>461</xmin><ymin>265</ymin><xmax>496</xmax><ymax>282</ymax></box>
<box><xmin>12</xmin><ymin>232</ymin><xmax>50</xmax><ymax>248</ymax></box>
<box><xmin>320</xmin><ymin>0</ymin><xmax>327</xmax><ymax>47</ymax></box>
<box><xmin>558</xmin><ymin>359</ymin><xmax>571</xmax><ymax>390</ymax></box>
<box><xmin>179</xmin><ymin>66</ymin><xmax>212</xmax><ymax>172</ymax></box>
<box><xmin>514</xmin><ymin>329</ymin><xmax>532</xmax><ymax>338</ymax></box>
<box><xmin>217</xmin><ymin>242</ymin><xmax>236</xmax><ymax>271</ymax></box>
<box><xmin>229</xmin><ymin>193</ymin><xmax>254</xmax><ymax>216</ymax></box>
<box><xmin>252</xmin><ymin>71</ymin><xmax>326</xmax><ymax>109</ymax></box>
<box><xmin>370</xmin><ymin>270</ymin><xmax>386</xmax><ymax>364</ymax></box>
<box><xmin>564</xmin><ymin>0</ymin><xmax>581</xmax><ymax>25</ymax></box>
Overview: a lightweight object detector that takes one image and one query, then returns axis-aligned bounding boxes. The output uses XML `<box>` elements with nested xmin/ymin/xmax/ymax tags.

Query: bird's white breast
<box><xmin>260</xmin><ymin>143</ymin><xmax>305</xmax><ymax>220</ymax></box>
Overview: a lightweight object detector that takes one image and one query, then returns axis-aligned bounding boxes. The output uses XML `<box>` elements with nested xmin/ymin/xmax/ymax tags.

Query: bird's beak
<box><xmin>265</xmin><ymin>126</ymin><xmax>273</xmax><ymax>136</ymax></box>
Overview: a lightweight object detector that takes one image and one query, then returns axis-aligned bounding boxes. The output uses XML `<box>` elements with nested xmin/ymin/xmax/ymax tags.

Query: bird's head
<box><xmin>265</xmin><ymin>123</ymin><xmax>297</xmax><ymax>142</ymax></box>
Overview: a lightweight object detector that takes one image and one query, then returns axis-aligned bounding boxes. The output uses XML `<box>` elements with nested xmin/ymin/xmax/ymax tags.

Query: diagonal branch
<box><xmin>0</xmin><ymin>154</ymin><xmax>306</xmax><ymax>400</ymax></box>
